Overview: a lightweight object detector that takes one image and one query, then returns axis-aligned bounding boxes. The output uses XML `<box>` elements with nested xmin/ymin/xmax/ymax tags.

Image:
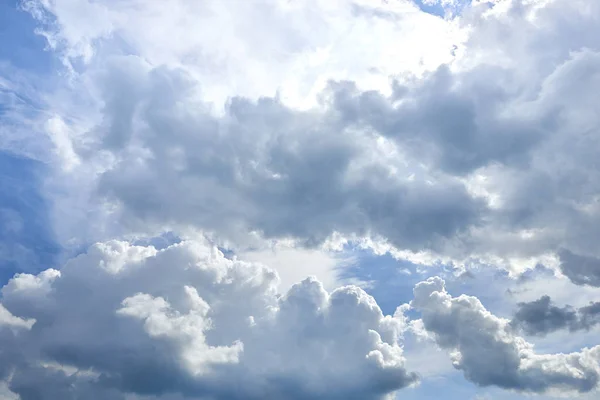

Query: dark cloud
<box><xmin>511</xmin><ymin>295</ymin><xmax>577</xmax><ymax>335</ymax></box>
<box><xmin>559</xmin><ymin>250</ymin><xmax>600</xmax><ymax>287</ymax></box>
<box><xmin>511</xmin><ymin>295</ymin><xmax>600</xmax><ymax>336</ymax></box>
<box><xmin>94</xmin><ymin>61</ymin><xmax>484</xmax><ymax>253</ymax></box>
<box><xmin>9</xmin><ymin>365</ymin><xmax>127</xmax><ymax>400</ymax></box>
<box><xmin>329</xmin><ymin>64</ymin><xmax>546</xmax><ymax>175</ymax></box>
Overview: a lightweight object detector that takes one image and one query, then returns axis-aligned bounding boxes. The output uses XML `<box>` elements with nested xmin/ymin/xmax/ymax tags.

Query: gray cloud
<box><xmin>3</xmin><ymin>0</ymin><xmax>600</xmax><ymax>398</ymax></box>
<box><xmin>48</xmin><ymin>0</ymin><xmax>596</xmax><ymax>291</ymax></box>
<box><xmin>93</xmin><ymin>61</ymin><xmax>484</xmax><ymax>253</ymax></box>
<box><xmin>329</xmin><ymin>64</ymin><xmax>546</xmax><ymax>175</ymax></box>
<box><xmin>511</xmin><ymin>295</ymin><xmax>600</xmax><ymax>336</ymax></box>
<box><xmin>0</xmin><ymin>239</ymin><xmax>416</xmax><ymax>400</ymax></box>
<box><xmin>410</xmin><ymin>277</ymin><xmax>600</xmax><ymax>394</ymax></box>
<box><xmin>559</xmin><ymin>250</ymin><xmax>600</xmax><ymax>287</ymax></box>
<box><xmin>5</xmin><ymin>0</ymin><xmax>599</xmax><ymax>292</ymax></box>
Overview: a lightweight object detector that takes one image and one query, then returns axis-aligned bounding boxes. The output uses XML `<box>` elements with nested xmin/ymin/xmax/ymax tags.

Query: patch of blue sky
<box><xmin>404</xmin><ymin>377</ymin><xmax>600</xmax><ymax>400</ymax></box>
<box><xmin>1</xmin><ymin>2</ymin><xmax>63</xmax><ymax>163</ymax></box>
<box><xmin>0</xmin><ymin>2</ymin><xmax>64</xmax><ymax>284</ymax></box>
<box><xmin>399</xmin><ymin>371</ymin><xmax>550</xmax><ymax>400</ymax></box>
<box><xmin>133</xmin><ymin>231</ymin><xmax>183</xmax><ymax>250</ymax></box>
<box><xmin>0</xmin><ymin>1</ymin><xmax>55</xmax><ymax>74</ymax></box>
<box><xmin>337</xmin><ymin>248</ymin><xmax>452</xmax><ymax>314</ymax></box>
<box><xmin>402</xmin><ymin>372</ymin><xmax>482</xmax><ymax>400</ymax></box>
<box><xmin>336</xmin><ymin>245</ymin><xmax>521</xmax><ymax>317</ymax></box>
<box><xmin>338</xmin><ymin>245</ymin><xmax>573</xmax><ymax>321</ymax></box>
<box><xmin>412</xmin><ymin>0</ymin><xmax>472</xmax><ymax>18</ymax></box>
<box><xmin>0</xmin><ymin>151</ymin><xmax>60</xmax><ymax>284</ymax></box>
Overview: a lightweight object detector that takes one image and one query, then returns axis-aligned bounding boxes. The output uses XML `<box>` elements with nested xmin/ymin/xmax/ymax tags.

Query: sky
<box><xmin>0</xmin><ymin>0</ymin><xmax>600</xmax><ymax>399</ymax></box>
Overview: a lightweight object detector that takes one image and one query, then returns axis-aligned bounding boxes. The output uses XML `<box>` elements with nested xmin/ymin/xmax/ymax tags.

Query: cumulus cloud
<box><xmin>410</xmin><ymin>277</ymin><xmax>600</xmax><ymax>394</ymax></box>
<box><xmin>511</xmin><ymin>295</ymin><xmax>600</xmax><ymax>336</ymax></box>
<box><xmin>0</xmin><ymin>239</ymin><xmax>416</xmax><ymax>399</ymax></box>
<box><xmin>3</xmin><ymin>0</ymin><xmax>600</xmax><ymax>396</ymax></box>
<box><xmin>6</xmin><ymin>0</ymin><xmax>599</xmax><ymax>288</ymax></box>
<box><xmin>90</xmin><ymin>59</ymin><xmax>484</xmax><ymax>254</ymax></box>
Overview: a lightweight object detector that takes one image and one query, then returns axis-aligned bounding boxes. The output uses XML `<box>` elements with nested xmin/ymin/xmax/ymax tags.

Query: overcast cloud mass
<box><xmin>1</xmin><ymin>0</ymin><xmax>600</xmax><ymax>399</ymax></box>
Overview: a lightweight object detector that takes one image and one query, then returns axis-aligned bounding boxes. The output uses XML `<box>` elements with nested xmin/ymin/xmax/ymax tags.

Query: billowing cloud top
<box><xmin>1</xmin><ymin>0</ymin><xmax>600</xmax><ymax>399</ymax></box>
<box><xmin>412</xmin><ymin>277</ymin><xmax>600</xmax><ymax>393</ymax></box>
<box><xmin>0</xmin><ymin>240</ymin><xmax>416</xmax><ymax>399</ymax></box>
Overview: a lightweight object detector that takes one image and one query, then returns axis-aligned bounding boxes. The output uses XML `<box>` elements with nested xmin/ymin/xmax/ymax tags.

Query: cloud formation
<box><xmin>2</xmin><ymin>0</ymin><xmax>600</xmax><ymax>397</ymax></box>
<box><xmin>511</xmin><ymin>295</ymin><xmax>600</xmax><ymax>336</ymax></box>
<box><xmin>0</xmin><ymin>239</ymin><xmax>416</xmax><ymax>400</ymax></box>
<box><xmin>10</xmin><ymin>0</ymin><xmax>600</xmax><ymax>287</ymax></box>
<box><xmin>559</xmin><ymin>250</ymin><xmax>600</xmax><ymax>287</ymax></box>
<box><xmin>411</xmin><ymin>277</ymin><xmax>600</xmax><ymax>394</ymax></box>
<box><xmin>92</xmin><ymin>59</ymin><xmax>484</xmax><ymax>253</ymax></box>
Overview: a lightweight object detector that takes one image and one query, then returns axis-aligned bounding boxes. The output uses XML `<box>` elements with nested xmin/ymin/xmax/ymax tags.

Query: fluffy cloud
<box><xmin>410</xmin><ymin>277</ymin><xmax>600</xmax><ymax>394</ymax></box>
<box><xmin>11</xmin><ymin>0</ymin><xmax>600</xmax><ymax>288</ymax></box>
<box><xmin>511</xmin><ymin>295</ymin><xmax>600</xmax><ymax>336</ymax></box>
<box><xmin>4</xmin><ymin>0</ymin><xmax>600</xmax><ymax>396</ymax></box>
<box><xmin>21</xmin><ymin>0</ymin><xmax>456</xmax><ymax>104</ymax></box>
<box><xmin>0</xmin><ymin>239</ymin><xmax>416</xmax><ymax>399</ymax></box>
<box><xmin>18</xmin><ymin>0</ymin><xmax>477</xmax><ymax>254</ymax></box>
<box><xmin>90</xmin><ymin>59</ymin><xmax>483</xmax><ymax>253</ymax></box>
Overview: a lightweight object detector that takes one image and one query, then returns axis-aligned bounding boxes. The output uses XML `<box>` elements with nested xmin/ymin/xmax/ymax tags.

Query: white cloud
<box><xmin>23</xmin><ymin>0</ymin><xmax>458</xmax><ymax>108</ymax></box>
<box><xmin>3</xmin><ymin>0</ymin><xmax>600</xmax><ymax>397</ymax></box>
<box><xmin>0</xmin><ymin>239</ymin><xmax>416</xmax><ymax>399</ymax></box>
<box><xmin>0</xmin><ymin>303</ymin><xmax>34</xmax><ymax>330</ymax></box>
<box><xmin>240</xmin><ymin>241</ymin><xmax>356</xmax><ymax>292</ymax></box>
<box><xmin>410</xmin><ymin>276</ymin><xmax>600</xmax><ymax>394</ymax></box>
<box><xmin>12</xmin><ymin>0</ymin><xmax>600</xmax><ymax>287</ymax></box>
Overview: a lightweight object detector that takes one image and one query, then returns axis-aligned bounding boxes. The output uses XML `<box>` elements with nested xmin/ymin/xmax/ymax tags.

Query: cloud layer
<box><xmin>0</xmin><ymin>240</ymin><xmax>416</xmax><ymax>400</ymax></box>
<box><xmin>11</xmin><ymin>0</ymin><xmax>600</xmax><ymax>286</ymax></box>
<box><xmin>1</xmin><ymin>0</ymin><xmax>600</xmax><ymax>398</ymax></box>
<box><xmin>2</xmin><ymin>241</ymin><xmax>599</xmax><ymax>399</ymax></box>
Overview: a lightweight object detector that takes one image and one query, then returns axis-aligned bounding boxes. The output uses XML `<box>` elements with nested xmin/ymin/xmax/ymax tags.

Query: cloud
<box><xmin>511</xmin><ymin>295</ymin><xmax>600</xmax><ymax>336</ymax></box>
<box><xmin>0</xmin><ymin>303</ymin><xmax>34</xmax><ymax>330</ymax></box>
<box><xmin>12</xmin><ymin>0</ymin><xmax>477</xmax><ymax>256</ymax></box>
<box><xmin>559</xmin><ymin>250</ymin><xmax>600</xmax><ymax>287</ymax></box>
<box><xmin>22</xmin><ymin>0</ymin><xmax>456</xmax><ymax>104</ymax></box>
<box><xmin>410</xmin><ymin>277</ymin><xmax>600</xmax><ymax>394</ymax></box>
<box><xmin>0</xmin><ymin>239</ymin><xmax>416</xmax><ymax>399</ymax></box>
<box><xmin>88</xmin><ymin>59</ymin><xmax>484</xmax><ymax>254</ymax></box>
<box><xmin>239</xmin><ymin>243</ymin><xmax>354</xmax><ymax>292</ymax></box>
<box><xmin>6</xmin><ymin>0</ymin><xmax>599</xmax><ymax>290</ymax></box>
<box><xmin>2</xmin><ymin>0</ymin><xmax>600</xmax><ymax>398</ymax></box>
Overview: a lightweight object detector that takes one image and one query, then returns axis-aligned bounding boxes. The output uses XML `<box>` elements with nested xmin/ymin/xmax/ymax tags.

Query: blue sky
<box><xmin>1</xmin><ymin>0</ymin><xmax>600</xmax><ymax>399</ymax></box>
<box><xmin>0</xmin><ymin>151</ymin><xmax>60</xmax><ymax>282</ymax></box>
<box><xmin>0</xmin><ymin>1</ymin><xmax>53</xmax><ymax>73</ymax></box>
<box><xmin>0</xmin><ymin>2</ymin><xmax>60</xmax><ymax>285</ymax></box>
<box><xmin>413</xmin><ymin>0</ymin><xmax>470</xmax><ymax>17</ymax></box>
